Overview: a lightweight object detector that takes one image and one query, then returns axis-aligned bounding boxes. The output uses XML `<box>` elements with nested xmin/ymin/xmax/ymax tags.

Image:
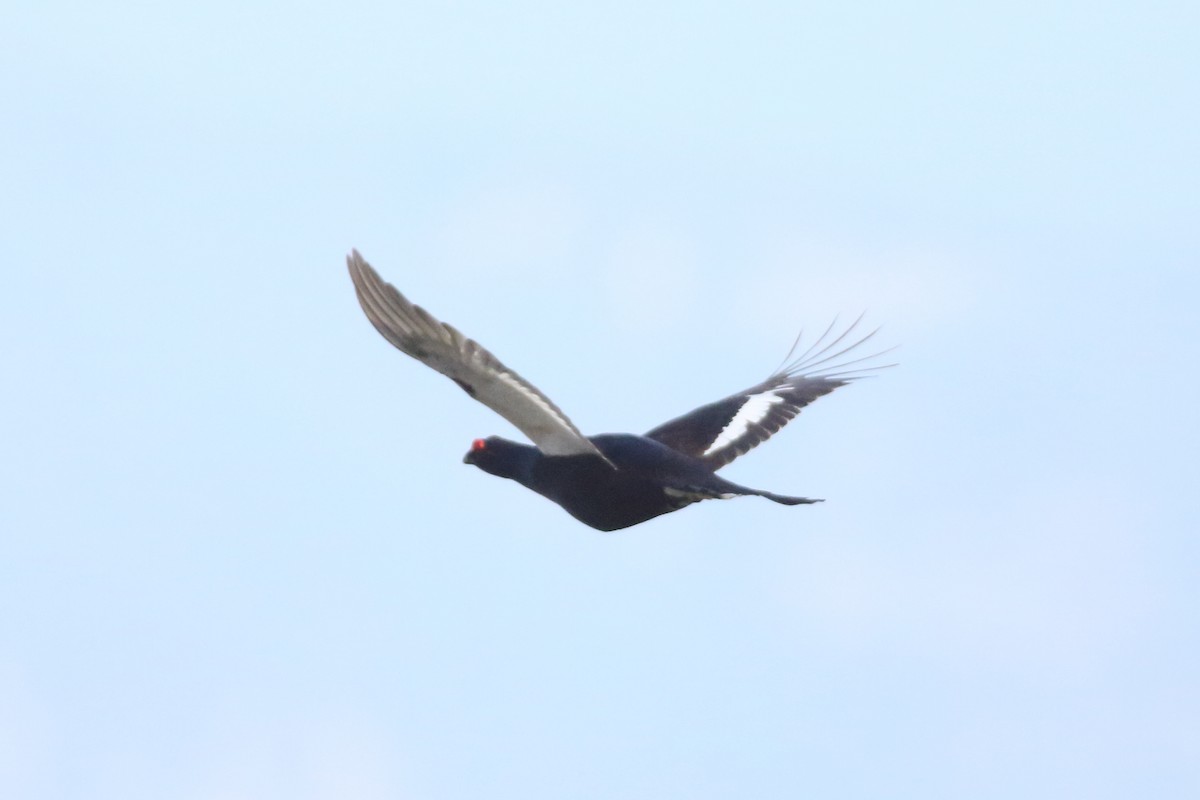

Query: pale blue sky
<box><xmin>2</xmin><ymin>1</ymin><xmax>1197</xmax><ymax>798</ymax></box>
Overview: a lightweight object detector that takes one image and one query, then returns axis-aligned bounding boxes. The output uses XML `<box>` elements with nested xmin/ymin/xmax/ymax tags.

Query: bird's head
<box><xmin>463</xmin><ymin>436</ymin><xmax>537</xmax><ymax>480</ymax></box>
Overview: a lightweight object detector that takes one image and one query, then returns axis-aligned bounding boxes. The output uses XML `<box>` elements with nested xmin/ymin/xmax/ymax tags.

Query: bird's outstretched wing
<box><xmin>348</xmin><ymin>250</ymin><xmax>612</xmax><ymax>463</ymax></box>
<box><xmin>645</xmin><ymin>316</ymin><xmax>893</xmax><ymax>471</ymax></box>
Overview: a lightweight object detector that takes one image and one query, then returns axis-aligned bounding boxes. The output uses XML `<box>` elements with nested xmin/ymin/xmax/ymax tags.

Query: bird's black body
<box><xmin>346</xmin><ymin>250</ymin><xmax>889</xmax><ymax>532</ymax></box>
<box><xmin>465</xmin><ymin>434</ymin><xmax>815</xmax><ymax>531</ymax></box>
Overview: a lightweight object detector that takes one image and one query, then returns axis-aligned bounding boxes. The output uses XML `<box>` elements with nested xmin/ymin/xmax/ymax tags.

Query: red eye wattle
<box><xmin>471</xmin><ymin>438</ymin><xmax>487</xmax><ymax>451</ymax></box>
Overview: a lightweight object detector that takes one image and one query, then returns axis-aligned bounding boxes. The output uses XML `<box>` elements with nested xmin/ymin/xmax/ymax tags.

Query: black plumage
<box><xmin>348</xmin><ymin>250</ymin><xmax>889</xmax><ymax>531</ymax></box>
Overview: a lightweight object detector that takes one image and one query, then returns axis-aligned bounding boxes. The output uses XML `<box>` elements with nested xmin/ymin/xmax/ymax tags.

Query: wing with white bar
<box><xmin>645</xmin><ymin>317</ymin><xmax>892</xmax><ymax>470</ymax></box>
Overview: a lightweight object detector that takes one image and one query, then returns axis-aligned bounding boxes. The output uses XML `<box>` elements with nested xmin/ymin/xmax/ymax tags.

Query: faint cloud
<box><xmin>737</xmin><ymin>232</ymin><xmax>982</xmax><ymax>339</ymax></box>
<box><xmin>436</xmin><ymin>179</ymin><xmax>583</xmax><ymax>277</ymax></box>
<box><xmin>601</xmin><ymin>226</ymin><xmax>700</xmax><ymax>331</ymax></box>
<box><xmin>191</xmin><ymin>710</ymin><xmax>421</xmax><ymax>800</ymax></box>
<box><xmin>0</xmin><ymin>668</ymin><xmax>52</xmax><ymax>799</ymax></box>
<box><xmin>774</xmin><ymin>480</ymin><xmax>1158</xmax><ymax>675</ymax></box>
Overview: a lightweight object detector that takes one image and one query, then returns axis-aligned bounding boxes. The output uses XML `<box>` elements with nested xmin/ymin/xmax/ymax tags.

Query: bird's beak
<box><xmin>463</xmin><ymin>450</ymin><xmax>475</xmax><ymax>465</ymax></box>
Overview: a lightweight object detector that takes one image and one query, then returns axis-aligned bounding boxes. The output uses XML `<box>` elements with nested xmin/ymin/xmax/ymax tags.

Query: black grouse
<box><xmin>347</xmin><ymin>250</ymin><xmax>888</xmax><ymax>531</ymax></box>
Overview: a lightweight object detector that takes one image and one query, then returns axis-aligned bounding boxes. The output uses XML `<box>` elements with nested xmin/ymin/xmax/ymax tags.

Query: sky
<box><xmin>2</xmin><ymin>1</ymin><xmax>1198</xmax><ymax>797</ymax></box>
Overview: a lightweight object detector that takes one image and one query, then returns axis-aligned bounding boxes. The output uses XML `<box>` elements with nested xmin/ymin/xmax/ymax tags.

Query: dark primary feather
<box><xmin>645</xmin><ymin>316</ymin><xmax>893</xmax><ymax>470</ymax></box>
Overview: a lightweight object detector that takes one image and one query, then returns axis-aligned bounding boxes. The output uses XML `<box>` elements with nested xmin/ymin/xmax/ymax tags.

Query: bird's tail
<box><xmin>758</xmin><ymin>491</ymin><xmax>822</xmax><ymax>506</ymax></box>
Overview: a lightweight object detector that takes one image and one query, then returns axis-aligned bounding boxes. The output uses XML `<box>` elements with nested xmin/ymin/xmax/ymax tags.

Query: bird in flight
<box><xmin>347</xmin><ymin>250</ymin><xmax>889</xmax><ymax>531</ymax></box>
